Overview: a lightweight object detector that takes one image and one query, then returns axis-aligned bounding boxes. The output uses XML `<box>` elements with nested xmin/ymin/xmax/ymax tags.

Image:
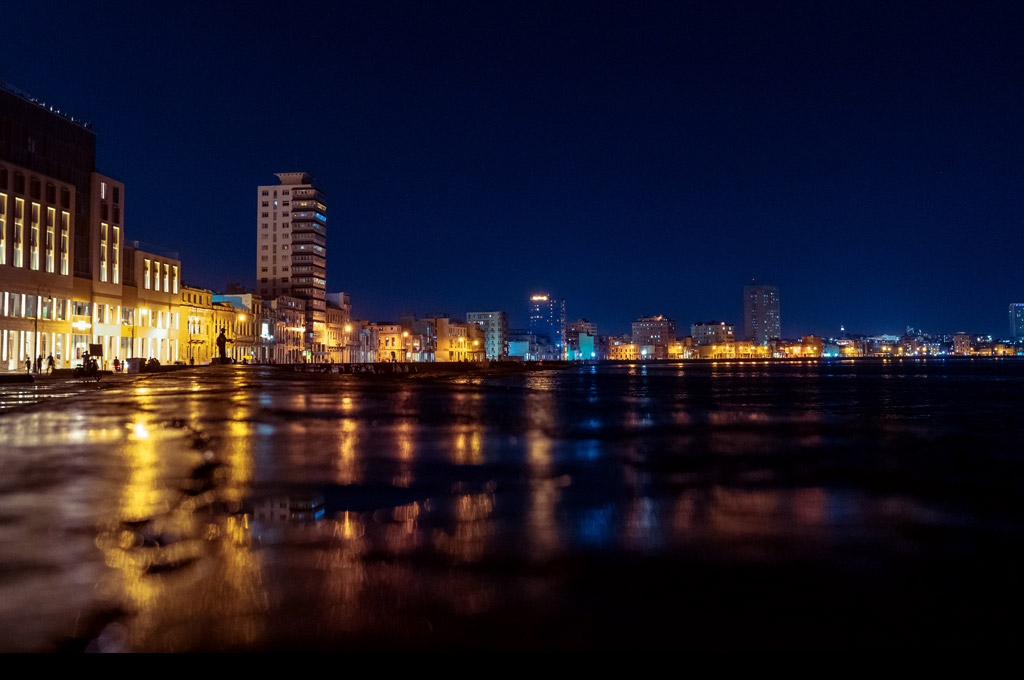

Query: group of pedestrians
<box><xmin>24</xmin><ymin>354</ymin><xmax>56</xmax><ymax>375</ymax></box>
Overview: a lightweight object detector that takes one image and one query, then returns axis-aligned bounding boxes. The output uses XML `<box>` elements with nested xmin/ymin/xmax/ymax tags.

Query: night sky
<box><xmin>3</xmin><ymin>1</ymin><xmax>1023</xmax><ymax>337</ymax></box>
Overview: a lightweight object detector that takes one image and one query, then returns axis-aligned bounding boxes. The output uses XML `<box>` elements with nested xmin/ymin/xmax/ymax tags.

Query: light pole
<box><xmin>34</xmin><ymin>285</ymin><xmax>52</xmax><ymax>372</ymax></box>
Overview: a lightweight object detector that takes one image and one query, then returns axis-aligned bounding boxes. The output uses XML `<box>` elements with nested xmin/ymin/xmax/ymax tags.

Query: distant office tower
<box><xmin>1011</xmin><ymin>303</ymin><xmax>1024</xmax><ymax>338</ymax></box>
<box><xmin>691</xmin><ymin>321</ymin><xmax>735</xmax><ymax>346</ymax></box>
<box><xmin>744</xmin><ymin>284</ymin><xmax>781</xmax><ymax>344</ymax></box>
<box><xmin>528</xmin><ymin>294</ymin><xmax>566</xmax><ymax>355</ymax></box>
<box><xmin>257</xmin><ymin>172</ymin><xmax>327</xmax><ymax>360</ymax></box>
<box><xmin>466</xmin><ymin>311</ymin><xmax>509</xmax><ymax>359</ymax></box>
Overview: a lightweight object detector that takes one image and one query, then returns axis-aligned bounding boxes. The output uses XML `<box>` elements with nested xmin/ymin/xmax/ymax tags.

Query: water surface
<box><xmin>1</xmin><ymin>359</ymin><xmax>1022</xmax><ymax>650</ymax></box>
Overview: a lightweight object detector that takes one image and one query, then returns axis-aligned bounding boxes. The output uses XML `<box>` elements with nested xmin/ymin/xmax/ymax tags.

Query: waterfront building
<box><xmin>952</xmin><ymin>332</ymin><xmax>972</xmax><ymax>355</ymax></box>
<box><xmin>212</xmin><ymin>293</ymin><xmax>262</xmax><ymax>363</ymax></box>
<box><xmin>109</xmin><ymin>245</ymin><xmax>184</xmax><ymax>367</ymax></box>
<box><xmin>0</xmin><ymin>83</ymin><xmax>95</xmax><ymax>279</ymax></box>
<box><xmin>466</xmin><ymin>321</ymin><xmax>486</xmax><ymax>361</ymax></box>
<box><xmin>1011</xmin><ymin>303</ymin><xmax>1024</xmax><ymax>339</ymax></box>
<box><xmin>780</xmin><ymin>336</ymin><xmax>823</xmax><ymax>358</ymax></box>
<box><xmin>257</xmin><ymin>172</ymin><xmax>327</xmax><ymax>362</ymax></box>
<box><xmin>348</xmin><ymin>320</ymin><xmax>378</xmax><ymax>364</ymax></box>
<box><xmin>266</xmin><ymin>296</ymin><xmax>307</xmax><ymax>364</ymax></box>
<box><xmin>691</xmin><ymin>321</ymin><xmax>734</xmax><ymax>346</ymax></box>
<box><xmin>180</xmin><ymin>285</ymin><xmax>216</xmax><ymax>364</ymax></box>
<box><xmin>507</xmin><ymin>328</ymin><xmax>536</xmax><ymax>361</ymax></box>
<box><xmin>528</xmin><ymin>294</ymin><xmax>565</xmax><ymax>358</ymax></box>
<box><xmin>608</xmin><ymin>340</ymin><xmax>639</xmax><ymax>361</ymax></box>
<box><xmin>324</xmin><ymin>293</ymin><xmax>354</xmax><ymax>364</ymax></box>
<box><xmin>686</xmin><ymin>342</ymin><xmax>772</xmax><ymax>360</ymax></box>
<box><xmin>565</xmin><ymin>318</ymin><xmax>597</xmax><ymax>360</ymax></box>
<box><xmin>0</xmin><ymin>159</ymin><xmax>77</xmax><ymax>370</ymax></box>
<box><xmin>668</xmin><ymin>340</ymin><xmax>687</xmax><ymax>360</ymax></box>
<box><xmin>1</xmin><ymin>84</ymin><xmax>182</xmax><ymax>370</ymax></box>
<box><xmin>743</xmin><ymin>283</ymin><xmax>781</xmax><ymax>345</ymax></box>
<box><xmin>632</xmin><ymin>315</ymin><xmax>676</xmax><ymax>359</ymax></box>
<box><xmin>414</xmin><ymin>316</ymin><xmax>482</xmax><ymax>362</ymax></box>
<box><xmin>578</xmin><ymin>332</ymin><xmax>597</xmax><ymax>360</ymax></box>
<box><xmin>466</xmin><ymin>311</ymin><xmax>508</xmax><ymax>360</ymax></box>
<box><xmin>376</xmin><ymin>323</ymin><xmax>409</xmax><ymax>362</ymax></box>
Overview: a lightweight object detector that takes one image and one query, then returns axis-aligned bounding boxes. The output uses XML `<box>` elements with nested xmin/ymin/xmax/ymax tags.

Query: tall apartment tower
<box><xmin>528</xmin><ymin>294</ymin><xmax>566</xmax><ymax>356</ymax></box>
<box><xmin>744</xmin><ymin>283</ymin><xmax>781</xmax><ymax>345</ymax></box>
<box><xmin>1011</xmin><ymin>303</ymin><xmax>1024</xmax><ymax>339</ymax></box>
<box><xmin>466</xmin><ymin>311</ymin><xmax>509</xmax><ymax>359</ymax></box>
<box><xmin>257</xmin><ymin>172</ymin><xmax>327</xmax><ymax>360</ymax></box>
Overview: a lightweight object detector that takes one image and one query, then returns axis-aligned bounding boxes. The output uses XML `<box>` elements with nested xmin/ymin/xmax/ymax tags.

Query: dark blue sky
<box><xmin>3</xmin><ymin>1</ymin><xmax>1023</xmax><ymax>336</ymax></box>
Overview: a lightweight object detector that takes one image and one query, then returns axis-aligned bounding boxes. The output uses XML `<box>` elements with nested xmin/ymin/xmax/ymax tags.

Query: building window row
<box><xmin>0</xmin><ymin>292</ymin><xmax>71</xmax><ymax>321</ymax></box>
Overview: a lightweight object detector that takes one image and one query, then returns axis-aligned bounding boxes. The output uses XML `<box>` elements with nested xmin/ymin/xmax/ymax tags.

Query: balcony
<box><xmin>291</xmin><ymin>232</ymin><xmax>326</xmax><ymax>247</ymax></box>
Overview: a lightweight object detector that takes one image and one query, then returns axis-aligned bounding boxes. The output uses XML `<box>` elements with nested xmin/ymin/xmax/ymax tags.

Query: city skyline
<box><xmin>2</xmin><ymin>3</ymin><xmax>1023</xmax><ymax>336</ymax></box>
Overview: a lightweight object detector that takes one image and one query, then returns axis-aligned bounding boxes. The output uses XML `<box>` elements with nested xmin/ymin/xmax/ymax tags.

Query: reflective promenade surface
<box><xmin>1</xmin><ymin>359</ymin><xmax>1023</xmax><ymax>651</ymax></box>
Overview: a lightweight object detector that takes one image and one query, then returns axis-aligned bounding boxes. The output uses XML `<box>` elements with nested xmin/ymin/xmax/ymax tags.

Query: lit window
<box><xmin>0</xmin><ymin>192</ymin><xmax>6</xmax><ymax>266</ymax></box>
<box><xmin>112</xmin><ymin>226</ymin><xmax>120</xmax><ymax>283</ymax></box>
<box><xmin>12</xmin><ymin>199</ymin><xmax>24</xmax><ymax>267</ymax></box>
<box><xmin>60</xmin><ymin>212</ymin><xmax>69</xmax><ymax>275</ymax></box>
<box><xmin>29</xmin><ymin>203</ymin><xmax>40</xmax><ymax>270</ymax></box>
<box><xmin>99</xmin><ymin>223</ymin><xmax>108</xmax><ymax>282</ymax></box>
<box><xmin>45</xmin><ymin>207</ymin><xmax>55</xmax><ymax>273</ymax></box>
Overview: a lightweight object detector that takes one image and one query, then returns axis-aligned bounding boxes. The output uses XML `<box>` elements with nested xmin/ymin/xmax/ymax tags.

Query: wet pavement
<box><xmin>1</xmin><ymin>360</ymin><xmax>1023</xmax><ymax>651</ymax></box>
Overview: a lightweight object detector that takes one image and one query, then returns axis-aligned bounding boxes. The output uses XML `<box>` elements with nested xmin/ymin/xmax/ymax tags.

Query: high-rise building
<box><xmin>744</xmin><ymin>284</ymin><xmax>781</xmax><ymax>345</ymax></box>
<box><xmin>467</xmin><ymin>311</ymin><xmax>508</xmax><ymax>360</ymax></box>
<box><xmin>528</xmin><ymin>294</ymin><xmax>565</xmax><ymax>357</ymax></box>
<box><xmin>1010</xmin><ymin>303</ymin><xmax>1024</xmax><ymax>339</ymax></box>
<box><xmin>257</xmin><ymin>172</ymin><xmax>327</xmax><ymax>360</ymax></box>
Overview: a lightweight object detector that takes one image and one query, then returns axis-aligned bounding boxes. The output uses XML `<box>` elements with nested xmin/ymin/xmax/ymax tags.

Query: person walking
<box><xmin>35</xmin><ymin>355</ymin><xmax>42</xmax><ymax>374</ymax></box>
<box><xmin>25</xmin><ymin>356</ymin><xmax>31</xmax><ymax>373</ymax></box>
<box><xmin>46</xmin><ymin>354</ymin><xmax>55</xmax><ymax>374</ymax></box>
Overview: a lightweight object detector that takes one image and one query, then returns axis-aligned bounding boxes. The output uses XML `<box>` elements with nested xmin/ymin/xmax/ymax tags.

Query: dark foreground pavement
<box><xmin>1</xmin><ymin>363</ymin><xmax>1022</xmax><ymax>651</ymax></box>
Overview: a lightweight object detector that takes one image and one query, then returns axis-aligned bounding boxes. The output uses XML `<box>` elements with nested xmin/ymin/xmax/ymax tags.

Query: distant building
<box><xmin>565</xmin><ymin>318</ymin><xmax>597</xmax><ymax>359</ymax></box>
<box><xmin>952</xmin><ymin>332</ymin><xmax>971</xmax><ymax>355</ymax></box>
<box><xmin>528</xmin><ymin>294</ymin><xmax>565</xmax><ymax>358</ymax></box>
<box><xmin>608</xmin><ymin>339</ymin><xmax>638</xmax><ymax>361</ymax></box>
<box><xmin>508</xmin><ymin>328</ymin><xmax>536</xmax><ymax>360</ymax></box>
<box><xmin>257</xmin><ymin>172</ymin><xmax>327</xmax><ymax>361</ymax></box>
<box><xmin>744</xmin><ymin>284</ymin><xmax>781</xmax><ymax>345</ymax></box>
<box><xmin>324</xmin><ymin>294</ymin><xmax>353</xmax><ymax>363</ymax></box>
<box><xmin>466</xmin><ymin>311</ymin><xmax>508</xmax><ymax>359</ymax></box>
<box><xmin>632</xmin><ymin>315</ymin><xmax>676</xmax><ymax>359</ymax></box>
<box><xmin>376</xmin><ymin>323</ymin><xmax>407</xmax><ymax>363</ymax></box>
<box><xmin>422</xmin><ymin>316</ymin><xmax>482</xmax><ymax>362</ymax></box>
<box><xmin>691</xmin><ymin>321</ymin><xmax>735</xmax><ymax>346</ymax></box>
<box><xmin>1010</xmin><ymin>303</ymin><xmax>1024</xmax><ymax>339</ymax></box>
